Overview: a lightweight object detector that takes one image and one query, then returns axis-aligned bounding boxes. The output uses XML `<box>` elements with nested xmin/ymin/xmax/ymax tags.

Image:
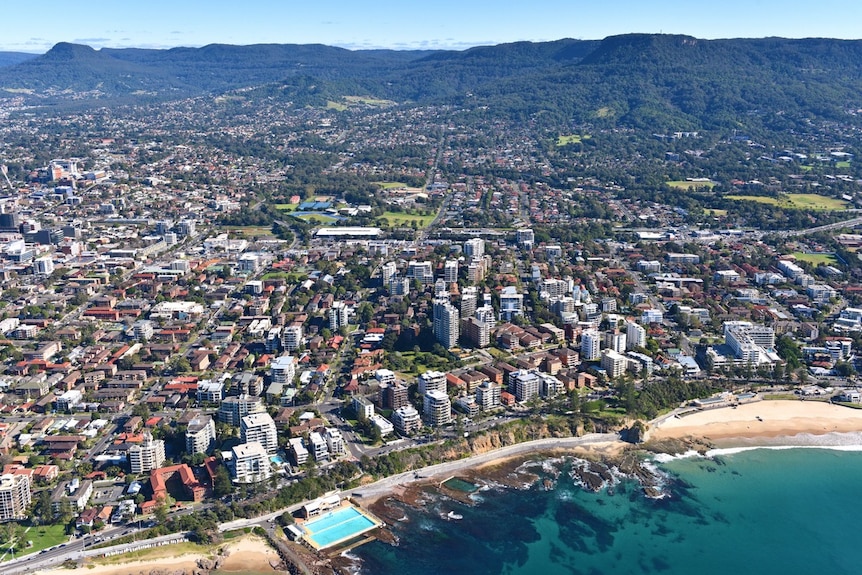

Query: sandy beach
<box><xmin>651</xmin><ymin>399</ymin><xmax>862</xmax><ymax>442</ymax></box>
<box><xmin>33</xmin><ymin>535</ymin><xmax>281</xmax><ymax>575</ymax></box>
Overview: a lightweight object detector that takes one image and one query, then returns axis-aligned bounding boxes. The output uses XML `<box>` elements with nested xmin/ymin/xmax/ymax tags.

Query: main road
<box><xmin>5</xmin><ymin>433</ymin><xmax>621</xmax><ymax>573</ymax></box>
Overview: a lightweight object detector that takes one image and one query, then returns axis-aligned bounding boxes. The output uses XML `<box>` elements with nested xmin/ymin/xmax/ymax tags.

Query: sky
<box><xmin>3</xmin><ymin>0</ymin><xmax>862</xmax><ymax>53</ymax></box>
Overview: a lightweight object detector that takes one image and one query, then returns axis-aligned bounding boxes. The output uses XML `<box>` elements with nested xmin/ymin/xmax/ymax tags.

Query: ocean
<box><xmin>352</xmin><ymin>448</ymin><xmax>862</xmax><ymax>575</ymax></box>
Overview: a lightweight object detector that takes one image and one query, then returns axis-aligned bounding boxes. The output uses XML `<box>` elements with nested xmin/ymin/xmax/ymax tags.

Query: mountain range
<box><xmin>3</xmin><ymin>34</ymin><xmax>862</xmax><ymax>131</ymax></box>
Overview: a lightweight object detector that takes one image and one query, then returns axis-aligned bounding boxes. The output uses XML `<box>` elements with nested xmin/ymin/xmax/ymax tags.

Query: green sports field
<box><xmin>725</xmin><ymin>193</ymin><xmax>849</xmax><ymax>211</ymax></box>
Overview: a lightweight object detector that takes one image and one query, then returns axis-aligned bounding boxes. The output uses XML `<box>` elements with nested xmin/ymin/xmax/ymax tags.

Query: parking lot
<box><xmin>90</xmin><ymin>482</ymin><xmax>127</xmax><ymax>505</ymax></box>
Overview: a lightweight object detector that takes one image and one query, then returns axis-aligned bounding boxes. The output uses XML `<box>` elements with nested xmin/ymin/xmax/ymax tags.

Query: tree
<box><xmin>154</xmin><ymin>500</ymin><xmax>169</xmax><ymax>525</ymax></box>
<box><xmin>836</xmin><ymin>361</ymin><xmax>856</xmax><ymax>377</ymax></box>
<box><xmin>213</xmin><ymin>465</ymin><xmax>233</xmax><ymax>498</ymax></box>
<box><xmin>33</xmin><ymin>490</ymin><xmax>54</xmax><ymax>525</ymax></box>
<box><xmin>132</xmin><ymin>403</ymin><xmax>150</xmax><ymax>418</ymax></box>
<box><xmin>170</xmin><ymin>355</ymin><xmax>192</xmax><ymax>374</ymax></box>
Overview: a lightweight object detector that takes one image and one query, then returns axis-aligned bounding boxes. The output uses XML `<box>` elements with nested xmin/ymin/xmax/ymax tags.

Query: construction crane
<box><xmin>0</xmin><ymin>165</ymin><xmax>13</xmax><ymax>190</ymax></box>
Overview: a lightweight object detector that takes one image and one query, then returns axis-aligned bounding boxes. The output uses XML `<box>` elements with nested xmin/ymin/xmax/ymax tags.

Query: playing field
<box><xmin>222</xmin><ymin>226</ymin><xmax>274</xmax><ymax>237</ymax></box>
<box><xmin>725</xmin><ymin>193</ymin><xmax>849</xmax><ymax>211</ymax></box>
<box><xmin>791</xmin><ymin>252</ymin><xmax>839</xmax><ymax>265</ymax></box>
<box><xmin>373</xmin><ymin>181</ymin><xmax>408</xmax><ymax>189</ymax></box>
<box><xmin>667</xmin><ymin>180</ymin><xmax>716</xmax><ymax>190</ymax></box>
<box><xmin>556</xmin><ymin>134</ymin><xmax>591</xmax><ymax>146</ymax></box>
<box><xmin>378</xmin><ymin>211</ymin><xmax>436</xmax><ymax>227</ymax></box>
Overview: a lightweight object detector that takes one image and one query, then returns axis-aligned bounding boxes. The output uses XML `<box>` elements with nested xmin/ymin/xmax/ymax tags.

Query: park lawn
<box><xmin>378</xmin><ymin>211</ymin><xmax>436</xmax><ymax>227</ymax></box>
<box><xmin>791</xmin><ymin>252</ymin><xmax>838</xmax><ymax>265</ymax></box>
<box><xmin>667</xmin><ymin>180</ymin><xmax>716</xmax><ymax>190</ymax></box>
<box><xmin>799</xmin><ymin>165</ymin><xmax>814</xmax><ymax>172</ymax></box>
<box><xmin>9</xmin><ymin>524</ymin><xmax>68</xmax><ymax>559</ymax></box>
<box><xmin>273</xmin><ymin>203</ymin><xmax>299</xmax><ymax>212</ymax></box>
<box><xmin>292</xmin><ymin>213</ymin><xmax>339</xmax><ymax>224</ymax></box>
<box><xmin>726</xmin><ymin>193</ymin><xmax>849</xmax><ymax>211</ymax></box>
<box><xmin>705</xmin><ymin>208</ymin><xmax>728</xmax><ymax>216</ymax></box>
<box><xmin>326</xmin><ymin>100</ymin><xmax>347</xmax><ymax>111</ymax></box>
<box><xmin>222</xmin><ymin>226</ymin><xmax>274</xmax><ymax>237</ymax></box>
<box><xmin>787</xmin><ymin>193</ymin><xmax>850</xmax><ymax>210</ymax></box>
<box><xmin>373</xmin><ymin>181</ymin><xmax>408</xmax><ymax>189</ymax></box>
<box><xmin>556</xmin><ymin>134</ymin><xmax>591</xmax><ymax>146</ymax></box>
<box><xmin>344</xmin><ymin>95</ymin><xmax>396</xmax><ymax>106</ymax></box>
<box><xmin>486</xmin><ymin>347</ymin><xmax>511</xmax><ymax>360</ymax></box>
<box><xmin>836</xmin><ymin>161</ymin><xmax>852</xmax><ymax>169</ymax></box>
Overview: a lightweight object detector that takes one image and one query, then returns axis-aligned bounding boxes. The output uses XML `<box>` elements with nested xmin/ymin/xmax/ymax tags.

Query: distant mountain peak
<box><xmin>42</xmin><ymin>42</ymin><xmax>100</xmax><ymax>61</ymax></box>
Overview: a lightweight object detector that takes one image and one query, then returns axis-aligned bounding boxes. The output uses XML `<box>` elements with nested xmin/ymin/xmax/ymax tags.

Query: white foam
<box><xmin>650</xmin><ymin>449</ymin><xmax>702</xmax><ymax>463</ymax></box>
<box><xmin>706</xmin><ymin>443</ymin><xmax>862</xmax><ymax>458</ymax></box>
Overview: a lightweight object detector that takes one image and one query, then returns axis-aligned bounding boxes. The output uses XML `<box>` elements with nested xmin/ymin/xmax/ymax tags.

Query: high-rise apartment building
<box><xmin>241</xmin><ymin>412</ymin><xmax>278</xmax><ymax>454</ymax></box>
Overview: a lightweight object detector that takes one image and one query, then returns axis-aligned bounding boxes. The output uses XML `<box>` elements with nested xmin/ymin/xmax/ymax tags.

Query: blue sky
<box><xmin>4</xmin><ymin>0</ymin><xmax>862</xmax><ymax>53</ymax></box>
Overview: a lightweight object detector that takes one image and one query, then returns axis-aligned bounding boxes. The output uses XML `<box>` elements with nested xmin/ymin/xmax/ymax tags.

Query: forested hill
<box><xmin>4</xmin><ymin>34</ymin><xmax>862</xmax><ymax>131</ymax></box>
<box><xmin>0</xmin><ymin>51</ymin><xmax>36</xmax><ymax>67</ymax></box>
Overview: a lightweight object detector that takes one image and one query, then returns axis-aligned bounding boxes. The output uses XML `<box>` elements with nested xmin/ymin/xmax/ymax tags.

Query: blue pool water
<box><xmin>270</xmin><ymin>455</ymin><xmax>284</xmax><ymax>465</ymax></box>
<box><xmin>303</xmin><ymin>506</ymin><xmax>377</xmax><ymax>549</ymax></box>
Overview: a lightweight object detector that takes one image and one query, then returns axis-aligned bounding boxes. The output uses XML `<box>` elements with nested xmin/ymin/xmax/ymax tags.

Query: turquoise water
<box><xmin>442</xmin><ymin>477</ymin><xmax>479</xmax><ymax>492</ymax></box>
<box><xmin>354</xmin><ymin>448</ymin><xmax>862</xmax><ymax>574</ymax></box>
<box><xmin>304</xmin><ymin>506</ymin><xmax>376</xmax><ymax>548</ymax></box>
<box><xmin>270</xmin><ymin>455</ymin><xmax>284</xmax><ymax>465</ymax></box>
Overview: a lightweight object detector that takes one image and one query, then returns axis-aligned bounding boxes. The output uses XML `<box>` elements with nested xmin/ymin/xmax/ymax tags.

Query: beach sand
<box><xmin>651</xmin><ymin>399</ymin><xmax>862</xmax><ymax>442</ymax></box>
<box><xmin>33</xmin><ymin>535</ymin><xmax>281</xmax><ymax>575</ymax></box>
<box><xmin>217</xmin><ymin>535</ymin><xmax>281</xmax><ymax>572</ymax></box>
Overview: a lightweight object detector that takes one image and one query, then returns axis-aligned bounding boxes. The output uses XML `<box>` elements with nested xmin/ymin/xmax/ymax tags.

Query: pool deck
<box><xmin>298</xmin><ymin>501</ymin><xmax>383</xmax><ymax>552</ymax></box>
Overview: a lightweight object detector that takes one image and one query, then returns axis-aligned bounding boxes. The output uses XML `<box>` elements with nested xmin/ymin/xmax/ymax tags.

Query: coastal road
<box><xmin>345</xmin><ymin>432</ymin><xmax>621</xmax><ymax>501</ymax></box>
<box><xmin>0</xmin><ymin>532</ymin><xmax>190</xmax><ymax>575</ymax></box>
<box><xmin>217</xmin><ymin>432</ymin><xmax>622</xmax><ymax>533</ymax></box>
<box><xmin>11</xmin><ymin>433</ymin><xmax>622</xmax><ymax>571</ymax></box>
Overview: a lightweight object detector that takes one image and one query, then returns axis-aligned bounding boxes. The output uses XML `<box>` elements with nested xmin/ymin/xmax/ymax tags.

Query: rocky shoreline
<box><xmin>367</xmin><ymin>436</ymin><xmax>716</xmax><ymax>521</ymax></box>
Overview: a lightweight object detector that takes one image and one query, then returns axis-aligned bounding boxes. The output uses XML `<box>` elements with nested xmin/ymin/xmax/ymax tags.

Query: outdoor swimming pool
<box><xmin>270</xmin><ymin>455</ymin><xmax>284</xmax><ymax>465</ymax></box>
<box><xmin>302</xmin><ymin>506</ymin><xmax>379</xmax><ymax>549</ymax></box>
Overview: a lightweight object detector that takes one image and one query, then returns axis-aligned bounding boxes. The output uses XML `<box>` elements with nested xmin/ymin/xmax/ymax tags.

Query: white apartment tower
<box><xmin>0</xmin><ymin>474</ymin><xmax>31</xmax><ymax>521</ymax></box>
<box><xmin>476</xmin><ymin>381</ymin><xmax>502</xmax><ymax>410</ymax></box>
<box><xmin>581</xmin><ymin>329</ymin><xmax>601</xmax><ymax>361</ymax></box>
<box><xmin>381</xmin><ymin>261</ymin><xmax>398</xmax><ymax>288</ymax></box>
<box><xmin>270</xmin><ymin>355</ymin><xmax>296</xmax><ymax>385</ymax></box>
<box><xmin>281</xmin><ymin>324</ymin><xmax>303</xmax><ymax>352</ymax></box>
<box><xmin>231</xmin><ymin>442</ymin><xmax>271</xmax><ymax>483</ymax></box>
<box><xmin>418</xmin><ymin>370</ymin><xmax>447</xmax><ymax>395</ymax></box>
<box><xmin>329</xmin><ymin>301</ymin><xmax>349</xmax><ymax>331</ymax></box>
<box><xmin>626</xmin><ymin>321</ymin><xmax>647</xmax><ymax>351</ymax></box>
<box><xmin>499</xmin><ymin>286</ymin><xmax>524</xmax><ymax>322</ymax></box>
<box><xmin>433</xmin><ymin>297</ymin><xmax>460</xmax><ymax>349</ymax></box>
<box><xmin>423</xmin><ymin>390</ymin><xmax>452</xmax><ymax>426</ymax></box>
<box><xmin>461</xmin><ymin>286</ymin><xmax>478</xmax><ymax>319</ymax></box>
<box><xmin>185</xmin><ymin>416</ymin><xmax>216</xmax><ymax>455</ymax></box>
<box><xmin>392</xmin><ymin>405</ymin><xmax>422</xmax><ymax>435</ymax></box>
<box><xmin>464</xmin><ymin>238</ymin><xmax>485</xmax><ymax>259</ymax></box>
<box><xmin>240</xmin><ymin>412</ymin><xmax>278</xmax><ymax>454</ymax></box>
<box><xmin>128</xmin><ymin>432</ymin><xmax>166</xmax><ymax>474</ymax></box>
<box><xmin>444</xmin><ymin>260</ymin><xmax>459</xmax><ymax>283</ymax></box>
<box><xmin>516</xmin><ymin>228</ymin><xmax>534</xmax><ymax>249</ymax></box>
<box><xmin>217</xmin><ymin>395</ymin><xmax>265</xmax><ymax>426</ymax></box>
<box><xmin>511</xmin><ymin>370</ymin><xmax>540</xmax><ymax>403</ymax></box>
